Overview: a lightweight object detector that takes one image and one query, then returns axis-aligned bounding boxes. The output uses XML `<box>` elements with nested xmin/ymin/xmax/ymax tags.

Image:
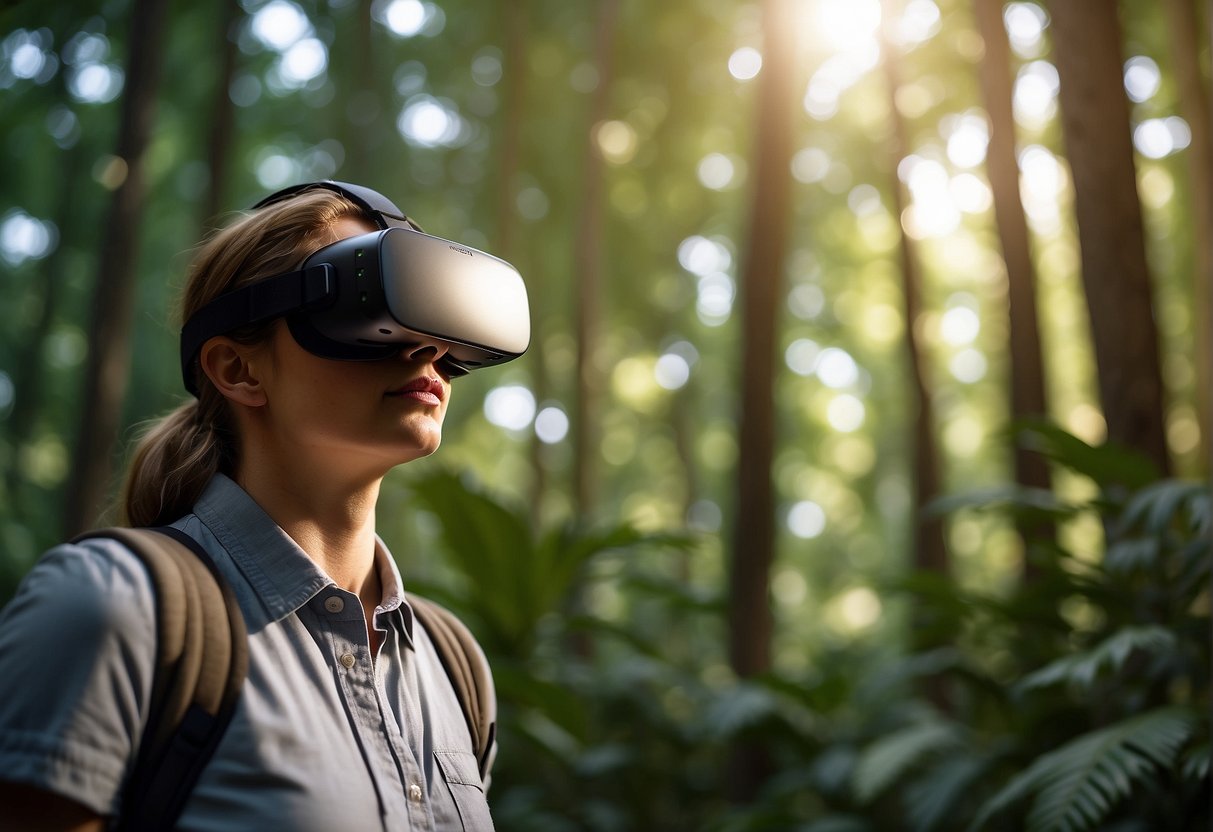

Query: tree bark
<box><xmin>494</xmin><ymin>1</ymin><xmax>548</xmax><ymax>524</ymax></box>
<box><xmin>726</xmin><ymin>0</ymin><xmax>796</xmax><ymax>801</ymax></box>
<box><xmin>63</xmin><ymin>0</ymin><xmax>172</xmax><ymax>535</ymax></box>
<box><xmin>6</xmin><ymin>144</ymin><xmax>86</xmax><ymax>517</ymax></box>
<box><xmin>1047</xmin><ymin>0</ymin><xmax>1171</xmax><ymax>476</ymax></box>
<box><xmin>202</xmin><ymin>0</ymin><xmax>241</xmax><ymax>230</ymax></box>
<box><xmin>571</xmin><ymin>0</ymin><xmax>619</xmax><ymax>519</ymax></box>
<box><xmin>880</xmin><ymin>3</ymin><xmax>948</xmax><ymax>576</ymax></box>
<box><xmin>973</xmin><ymin>0</ymin><xmax>1053</xmax><ymax>569</ymax></box>
<box><xmin>1161</xmin><ymin>0</ymin><xmax>1212</xmax><ymax>476</ymax></box>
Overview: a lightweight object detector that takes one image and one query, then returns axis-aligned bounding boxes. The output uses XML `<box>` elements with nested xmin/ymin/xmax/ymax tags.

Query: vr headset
<box><xmin>180</xmin><ymin>181</ymin><xmax>530</xmax><ymax>396</ymax></box>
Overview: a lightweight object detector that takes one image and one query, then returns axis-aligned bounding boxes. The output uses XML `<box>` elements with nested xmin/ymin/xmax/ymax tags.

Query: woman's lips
<box><xmin>386</xmin><ymin>376</ymin><xmax>444</xmax><ymax>406</ymax></box>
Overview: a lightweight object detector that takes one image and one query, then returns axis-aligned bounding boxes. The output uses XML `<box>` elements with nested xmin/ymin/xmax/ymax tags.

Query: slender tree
<box><xmin>1161</xmin><ymin>0</ymin><xmax>1212</xmax><ymax>475</ymax></box>
<box><xmin>202</xmin><ymin>0</ymin><xmax>241</xmax><ymax>229</ymax></box>
<box><xmin>340</xmin><ymin>0</ymin><xmax>379</xmax><ymax>185</ymax></box>
<box><xmin>571</xmin><ymin>0</ymin><xmax>619</xmax><ymax>519</ymax></box>
<box><xmin>1047</xmin><ymin>0</ymin><xmax>1170</xmax><ymax>475</ymax></box>
<box><xmin>973</xmin><ymin>0</ymin><xmax>1052</xmax><ymax>570</ymax></box>
<box><xmin>879</xmin><ymin>2</ymin><xmax>949</xmax><ymax>576</ymax></box>
<box><xmin>726</xmin><ymin>0</ymin><xmax>797</xmax><ymax>801</ymax></box>
<box><xmin>493</xmin><ymin>1</ymin><xmax>549</xmax><ymax>523</ymax></box>
<box><xmin>5</xmin><ymin>51</ymin><xmax>90</xmax><ymax>520</ymax></box>
<box><xmin>64</xmin><ymin>0</ymin><xmax>173</xmax><ymax>535</ymax></box>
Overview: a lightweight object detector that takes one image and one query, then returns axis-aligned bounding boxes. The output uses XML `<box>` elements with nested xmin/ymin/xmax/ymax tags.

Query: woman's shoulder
<box><xmin>1</xmin><ymin>535</ymin><xmax>157</xmax><ymax>642</ymax></box>
<box><xmin>0</xmin><ymin>537</ymin><xmax>160</xmax><ymax>817</ymax></box>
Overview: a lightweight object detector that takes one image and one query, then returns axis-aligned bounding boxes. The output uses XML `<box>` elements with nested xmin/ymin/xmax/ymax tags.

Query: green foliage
<box><xmin>403</xmin><ymin>468</ymin><xmax>696</xmax><ymax>659</ymax></box>
<box><xmin>1016</xmin><ymin>625</ymin><xmax>1178</xmax><ymax>692</ymax></box>
<box><xmin>400</xmin><ymin>427</ymin><xmax>1208</xmax><ymax>831</ymax></box>
<box><xmin>968</xmin><ymin>708</ymin><xmax>1198</xmax><ymax>832</ymax></box>
<box><xmin>851</xmin><ymin>715</ymin><xmax>966</xmax><ymax>804</ymax></box>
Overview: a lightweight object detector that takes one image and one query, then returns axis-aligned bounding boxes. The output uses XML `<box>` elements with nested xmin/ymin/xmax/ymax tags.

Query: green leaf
<box><xmin>1181</xmin><ymin>743</ymin><xmax>1209</xmax><ymax>782</ymax></box>
<box><xmin>1113</xmin><ymin>480</ymin><xmax>1209</xmax><ymax>537</ymax></box>
<box><xmin>1104</xmin><ymin>537</ymin><xmax>1160</xmax><ymax>573</ymax></box>
<box><xmin>1013</xmin><ymin>420</ymin><xmax>1159</xmax><ymax>489</ymax></box>
<box><xmin>406</xmin><ymin>469</ymin><xmax>691</xmax><ymax>656</ymax></box>
<box><xmin>904</xmin><ymin>752</ymin><xmax>992</xmax><ymax>832</ymax></box>
<box><xmin>1017</xmin><ymin>626</ymin><xmax>1177</xmax><ymax>693</ymax></box>
<box><xmin>699</xmin><ymin>682</ymin><xmax>780</xmax><ymax>741</ymax></box>
<box><xmin>852</xmin><ymin>717</ymin><xmax>966</xmax><ymax>804</ymax></box>
<box><xmin>969</xmin><ymin>707</ymin><xmax>1196</xmax><ymax>832</ymax></box>
<box><xmin>926</xmin><ymin>485</ymin><xmax>1076</xmax><ymax>519</ymax></box>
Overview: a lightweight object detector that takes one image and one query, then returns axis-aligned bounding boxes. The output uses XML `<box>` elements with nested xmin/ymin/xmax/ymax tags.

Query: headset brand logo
<box><xmin>449</xmin><ymin>245</ymin><xmax>474</xmax><ymax>257</ymax></box>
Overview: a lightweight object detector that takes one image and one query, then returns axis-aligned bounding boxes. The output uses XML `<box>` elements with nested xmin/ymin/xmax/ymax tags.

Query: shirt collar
<box><xmin>374</xmin><ymin>535</ymin><xmax>414</xmax><ymax>643</ymax></box>
<box><xmin>191</xmin><ymin>474</ymin><xmax>409</xmax><ymax>633</ymax></box>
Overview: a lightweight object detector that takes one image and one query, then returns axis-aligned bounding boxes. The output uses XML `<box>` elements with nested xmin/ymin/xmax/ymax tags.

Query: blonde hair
<box><xmin>123</xmin><ymin>189</ymin><xmax>369</xmax><ymax>527</ymax></box>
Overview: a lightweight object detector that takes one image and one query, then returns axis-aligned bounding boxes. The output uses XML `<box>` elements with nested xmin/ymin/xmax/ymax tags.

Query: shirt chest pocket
<box><xmin>435</xmin><ymin>750</ymin><xmax>494</xmax><ymax>831</ymax></box>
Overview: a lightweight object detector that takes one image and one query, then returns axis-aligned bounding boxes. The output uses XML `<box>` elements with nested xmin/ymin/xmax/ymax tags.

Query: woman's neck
<box><xmin>235</xmin><ymin>456</ymin><xmax>384</xmax><ymax>603</ymax></box>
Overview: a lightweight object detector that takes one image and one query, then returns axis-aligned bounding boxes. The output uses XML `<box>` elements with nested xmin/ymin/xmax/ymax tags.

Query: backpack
<box><xmin>76</xmin><ymin>526</ymin><xmax>497</xmax><ymax>831</ymax></box>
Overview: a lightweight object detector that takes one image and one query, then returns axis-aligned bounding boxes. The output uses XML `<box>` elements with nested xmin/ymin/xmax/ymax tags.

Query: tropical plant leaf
<box><xmin>1017</xmin><ymin>626</ymin><xmax>1178</xmax><ymax>693</ymax></box>
<box><xmin>1013</xmin><ymin>420</ymin><xmax>1159</xmax><ymax>489</ymax></box>
<box><xmin>1181</xmin><ymin>742</ymin><xmax>1209</xmax><ymax>782</ymax></box>
<box><xmin>1103</xmin><ymin>537</ymin><xmax>1160</xmax><ymax>573</ymax></box>
<box><xmin>904</xmin><ymin>751</ymin><xmax>992</xmax><ymax>832</ymax></box>
<box><xmin>619</xmin><ymin>572</ymin><xmax>724</xmax><ymax>613</ymax></box>
<box><xmin>798</xmin><ymin>816</ymin><xmax>872</xmax><ymax>832</ymax></box>
<box><xmin>407</xmin><ymin>469</ymin><xmax>692</xmax><ymax>656</ymax></box>
<box><xmin>926</xmin><ymin>485</ymin><xmax>1076</xmax><ymax>519</ymax></box>
<box><xmin>852</xmin><ymin>717</ymin><xmax>966</xmax><ymax>804</ymax></box>
<box><xmin>698</xmin><ymin>682</ymin><xmax>780</xmax><ymax>741</ymax></box>
<box><xmin>968</xmin><ymin>707</ymin><xmax>1196</xmax><ymax>832</ymax></box>
<box><xmin>1113</xmin><ymin>480</ymin><xmax>1209</xmax><ymax>537</ymax></box>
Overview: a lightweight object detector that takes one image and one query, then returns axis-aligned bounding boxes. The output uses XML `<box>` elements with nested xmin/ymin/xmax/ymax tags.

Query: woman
<box><xmin>0</xmin><ymin>182</ymin><xmax>516</xmax><ymax>831</ymax></box>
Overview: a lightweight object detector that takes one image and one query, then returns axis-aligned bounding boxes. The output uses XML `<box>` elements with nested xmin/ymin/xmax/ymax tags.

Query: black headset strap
<box><xmin>179</xmin><ymin>264</ymin><xmax>336</xmax><ymax>396</ymax></box>
<box><xmin>252</xmin><ymin>180</ymin><xmax>424</xmax><ymax>232</ymax></box>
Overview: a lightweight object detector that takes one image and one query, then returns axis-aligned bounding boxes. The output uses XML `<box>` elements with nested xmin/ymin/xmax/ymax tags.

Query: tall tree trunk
<box><xmin>495</xmin><ymin>1</ymin><xmax>547</xmax><ymax>525</ymax></box>
<box><xmin>726</xmin><ymin>0</ymin><xmax>796</xmax><ymax>802</ymax></box>
<box><xmin>6</xmin><ymin>143</ymin><xmax>86</xmax><ymax>518</ymax></box>
<box><xmin>340</xmin><ymin>0</ymin><xmax>378</xmax><ymax>184</ymax></box>
<box><xmin>973</xmin><ymin>0</ymin><xmax>1053</xmax><ymax>571</ymax></box>
<box><xmin>1162</xmin><ymin>0</ymin><xmax>1212</xmax><ymax>476</ymax></box>
<box><xmin>496</xmin><ymin>0</ymin><xmax>526</xmax><ymax>266</ymax></box>
<box><xmin>1047</xmin><ymin>0</ymin><xmax>1171</xmax><ymax>476</ymax></box>
<box><xmin>202</xmin><ymin>0</ymin><xmax>241</xmax><ymax>230</ymax></box>
<box><xmin>880</xmin><ymin>3</ymin><xmax>948</xmax><ymax>576</ymax></box>
<box><xmin>63</xmin><ymin>0</ymin><xmax>172</xmax><ymax>536</ymax></box>
<box><xmin>572</xmin><ymin>0</ymin><xmax>618</xmax><ymax>519</ymax></box>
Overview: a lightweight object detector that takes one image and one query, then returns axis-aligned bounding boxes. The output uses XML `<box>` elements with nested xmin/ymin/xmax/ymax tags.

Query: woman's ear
<box><xmin>200</xmin><ymin>337</ymin><xmax>268</xmax><ymax>407</ymax></box>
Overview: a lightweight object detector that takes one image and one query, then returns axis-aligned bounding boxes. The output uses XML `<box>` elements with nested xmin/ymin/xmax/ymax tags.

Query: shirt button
<box><xmin>324</xmin><ymin>596</ymin><xmax>345</xmax><ymax>613</ymax></box>
<box><xmin>408</xmin><ymin>783</ymin><xmax>423</xmax><ymax>803</ymax></box>
<box><xmin>339</xmin><ymin>652</ymin><xmax>356</xmax><ymax>668</ymax></box>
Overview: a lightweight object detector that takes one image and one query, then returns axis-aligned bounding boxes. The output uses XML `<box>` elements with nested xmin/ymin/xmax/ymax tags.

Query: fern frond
<box><xmin>1017</xmin><ymin>625</ymin><xmax>1176</xmax><ymax>692</ymax></box>
<box><xmin>1182</xmin><ymin>742</ymin><xmax>1209</xmax><ymax>782</ymax></box>
<box><xmin>969</xmin><ymin>707</ymin><xmax>1196</xmax><ymax>832</ymax></box>
<box><xmin>1104</xmin><ymin>537</ymin><xmax>1160</xmax><ymax>573</ymax></box>
<box><xmin>905</xmin><ymin>752</ymin><xmax>991</xmax><ymax>832</ymax></box>
<box><xmin>852</xmin><ymin>718</ymin><xmax>965</xmax><ymax>804</ymax></box>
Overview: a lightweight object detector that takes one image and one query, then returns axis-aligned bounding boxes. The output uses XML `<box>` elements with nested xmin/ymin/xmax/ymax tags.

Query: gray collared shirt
<box><xmin>0</xmin><ymin>474</ymin><xmax>494</xmax><ymax>831</ymax></box>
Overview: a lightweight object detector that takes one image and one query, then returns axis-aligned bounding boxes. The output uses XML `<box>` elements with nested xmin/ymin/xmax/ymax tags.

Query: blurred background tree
<box><xmin>0</xmin><ymin>0</ymin><xmax>1208</xmax><ymax>829</ymax></box>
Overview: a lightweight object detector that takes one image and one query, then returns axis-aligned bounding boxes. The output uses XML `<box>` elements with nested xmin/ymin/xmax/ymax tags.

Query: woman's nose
<box><xmin>401</xmin><ymin>339</ymin><xmax>450</xmax><ymax>363</ymax></box>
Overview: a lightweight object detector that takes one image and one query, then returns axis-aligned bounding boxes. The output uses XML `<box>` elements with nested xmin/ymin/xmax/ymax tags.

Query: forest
<box><xmin>0</xmin><ymin>0</ymin><xmax>1209</xmax><ymax>829</ymax></box>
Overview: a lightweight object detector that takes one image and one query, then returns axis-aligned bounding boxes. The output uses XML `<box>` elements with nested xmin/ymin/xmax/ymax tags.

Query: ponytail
<box><xmin>119</xmin><ymin>189</ymin><xmax>367</xmax><ymax>527</ymax></box>
<box><xmin>122</xmin><ymin>390</ymin><xmax>236</xmax><ymax>527</ymax></box>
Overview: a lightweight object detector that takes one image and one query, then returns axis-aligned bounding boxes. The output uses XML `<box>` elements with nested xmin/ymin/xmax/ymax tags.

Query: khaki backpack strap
<box><xmin>406</xmin><ymin>592</ymin><xmax>498</xmax><ymax>783</ymax></box>
<box><xmin>74</xmin><ymin>527</ymin><xmax>248</xmax><ymax>830</ymax></box>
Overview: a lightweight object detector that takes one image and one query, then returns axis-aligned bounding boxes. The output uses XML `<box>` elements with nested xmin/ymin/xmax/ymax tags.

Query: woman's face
<box><xmin>249</xmin><ymin>216</ymin><xmax>453</xmax><ymax>477</ymax></box>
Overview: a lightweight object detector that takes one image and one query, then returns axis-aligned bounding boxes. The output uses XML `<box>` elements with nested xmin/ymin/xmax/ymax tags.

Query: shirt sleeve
<box><xmin>0</xmin><ymin>539</ymin><xmax>156</xmax><ymax>816</ymax></box>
